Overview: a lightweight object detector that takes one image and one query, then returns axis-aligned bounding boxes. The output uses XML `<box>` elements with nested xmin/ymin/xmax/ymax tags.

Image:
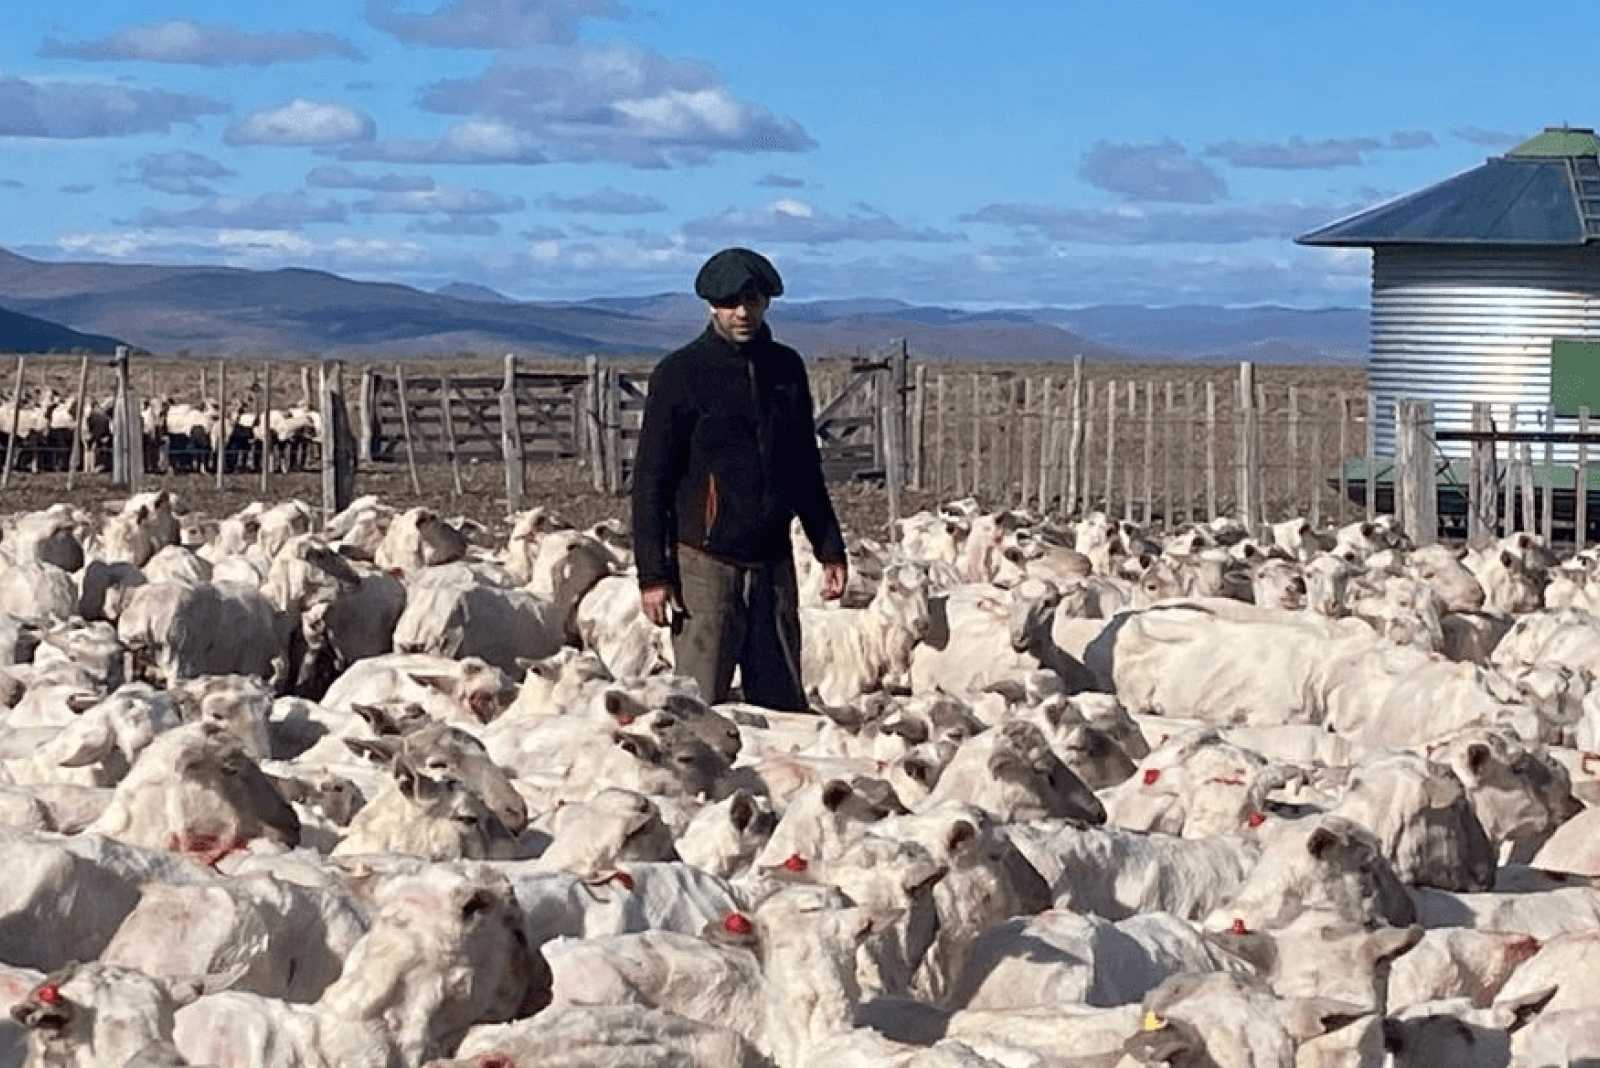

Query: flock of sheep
<box><xmin>0</xmin><ymin>486</ymin><xmax>1598</xmax><ymax>1066</ymax></box>
<box><xmin>0</xmin><ymin>389</ymin><xmax>321</xmax><ymax>475</ymax></box>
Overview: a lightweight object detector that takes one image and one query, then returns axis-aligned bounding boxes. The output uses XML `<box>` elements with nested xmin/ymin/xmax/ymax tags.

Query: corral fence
<box><xmin>1395</xmin><ymin>397</ymin><xmax>1600</xmax><ymax>552</ymax></box>
<box><xmin>583</xmin><ymin>345</ymin><xmax>1385</xmax><ymax>539</ymax></box>
<box><xmin>20</xmin><ymin>342</ymin><xmax>1554</xmax><ymax>549</ymax></box>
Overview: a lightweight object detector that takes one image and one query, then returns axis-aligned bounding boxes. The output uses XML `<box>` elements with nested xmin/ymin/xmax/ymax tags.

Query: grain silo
<box><xmin>1296</xmin><ymin>126</ymin><xmax>1600</xmax><ymax>460</ymax></box>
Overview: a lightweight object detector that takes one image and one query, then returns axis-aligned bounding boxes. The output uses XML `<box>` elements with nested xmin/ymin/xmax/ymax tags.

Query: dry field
<box><xmin>0</xmin><ymin>353</ymin><xmax>1369</xmax><ymax>537</ymax></box>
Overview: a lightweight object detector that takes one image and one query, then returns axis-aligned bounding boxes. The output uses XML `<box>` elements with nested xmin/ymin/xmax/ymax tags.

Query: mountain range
<box><xmin>0</xmin><ymin>247</ymin><xmax>1367</xmax><ymax>364</ymax></box>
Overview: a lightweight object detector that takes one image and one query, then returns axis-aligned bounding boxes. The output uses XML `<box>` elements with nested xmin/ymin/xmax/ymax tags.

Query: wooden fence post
<box><xmin>1308</xmin><ymin>390</ymin><xmax>1323</xmax><ymax>528</ymax></box>
<box><xmin>1365</xmin><ymin>393</ymin><xmax>1378</xmax><ymax>522</ymax></box>
<box><xmin>357</xmin><ymin>367</ymin><xmax>375</xmax><ymax>464</ymax></box>
<box><xmin>214</xmin><ymin>359</ymin><xmax>227</xmax><ymax>490</ymax></box>
<box><xmin>440</xmin><ymin>373</ymin><xmax>463</xmax><ymax>498</ymax></box>
<box><xmin>1467</xmin><ymin>402</ymin><xmax>1494</xmax><ymax>548</ymax></box>
<box><xmin>1123</xmin><ymin>381</ymin><xmax>1136</xmax><ymax>522</ymax></box>
<box><xmin>1288</xmin><ymin>385</ymin><xmax>1301</xmax><ymax>516</ymax></box>
<box><xmin>1142</xmin><ymin>381</ymin><xmax>1155</xmax><ymax>524</ymax></box>
<box><xmin>1181</xmin><ymin>381</ymin><xmax>1194</xmax><ymax>525</ymax></box>
<box><xmin>1020</xmin><ymin>377</ymin><xmax>1035</xmax><ymax>509</ymax></box>
<box><xmin>969</xmin><ymin>374</ymin><xmax>982</xmax><ymax>503</ymax></box>
<box><xmin>1103</xmin><ymin>380</ymin><xmax>1117</xmax><ymax>514</ymax></box>
<box><xmin>112</xmin><ymin>352</ymin><xmax>127</xmax><ymax>488</ymax></box>
<box><xmin>1412</xmin><ymin>400</ymin><xmax>1438</xmax><ymax>545</ymax></box>
<box><xmin>394</xmin><ymin>363</ymin><xmax>422</xmax><ymax>496</ymax></box>
<box><xmin>1064</xmin><ymin>357</ymin><xmax>1084</xmax><ymax>514</ymax></box>
<box><xmin>2</xmin><ymin>355</ymin><xmax>24</xmax><ymax>490</ymax></box>
<box><xmin>1205</xmin><ymin>380</ymin><xmax>1218</xmax><ymax>521</ymax></box>
<box><xmin>1161</xmin><ymin>381</ymin><xmax>1174</xmax><ymax>526</ymax></box>
<box><xmin>260</xmin><ymin>362</ymin><xmax>273</xmax><ymax>494</ymax></box>
<box><xmin>66</xmin><ymin>355</ymin><xmax>90</xmax><ymax>491</ymax></box>
<box><xmin>1579</xmin><ymin>406</ymin><xmax>1591</xmax><ymax>551</ymax></box>
<box><xmin>604</xmin><ymin>370</ymin><xmax>623</xmax><ymax>495</ymax></box>
<box><xmin>1082</xmin><ymin>380</ymin><xmax>1097</xmax><ymax>513</ymax></box>
<box><xmin>1336</xmin><ymin>391</ymin><xmax>1350</xmax><ymax>524</ymax></box>
<box><xmin>911</xmin><ymin>362</ymin><xmax>927</xmax><ymax>493</ymax></box>
<box><xmin>1395</xmin><ymin>399</ymin><xmax>1412</xmax><ymax>534</ymax></box>
<box><xmin>300</xmin><ymin>366</ymin><xmax>312</xmax><ymax>409</ymax></box>
<box><xmin>1521</xmin><ymin>437</ymin><xmax>1536</xmax><ymax>538</ymax></box>
<box><xmin>994</xmin><ymin>378</ymin><xmax>1010</xmax><ymax>502</ymax></box>
<box><xmin>1236</xmin><ymin>362</ymin><xmax>1259</xmax><ymax>528</ymax></box>
<box><xmin>316</xmin><ymin>360</ymin><xmax>356</xmax><ymax>519</ymax></box>
<box><xmin>882</xmin><ymin>366</ymin><xmax>902</xmax><ymax>538</ymax></box>
<box><xmin>586</xmin><ymin>356</ymin><xmax>605</xmax><ymax>493</ymax></box>
<box><xmin>501</xmin><ymin>354</ymin><xmax>526</xmax><ymax>511</ymax></box>
<box><xmin>1038</xmin><ymin>375</ymin><xmax>1054</xmax><ymax>514</ymax></box>
<box><xmin>1543</xmin><ymin>405</ymin><xmax>1555</xmax><ymax>544</ymax></box>
<box><xmin>935</xmin><ymin>373</ymin><xmax>947</xmax><ymax>497</ymax></box>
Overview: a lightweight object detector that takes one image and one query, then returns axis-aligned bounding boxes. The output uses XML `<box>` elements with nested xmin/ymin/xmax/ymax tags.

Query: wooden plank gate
<box><xmin>363</xmin><ymin>367</ymin><xmax>587</xmax><ymax>465</ymax></box>
<box><xmin>594</xmin><ymin>349</ymin><xmax>903</xmax><ymax>495</ymax></box>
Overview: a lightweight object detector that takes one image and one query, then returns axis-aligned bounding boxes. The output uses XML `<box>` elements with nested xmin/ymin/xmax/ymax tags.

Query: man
<box><xmin>631</xmin><ymin>247</ymin><xmax>848</xmax><ymax>710</ymax></box>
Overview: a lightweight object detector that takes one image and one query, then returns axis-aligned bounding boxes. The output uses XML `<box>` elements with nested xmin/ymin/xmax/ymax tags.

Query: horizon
<box><xmin>1</xmin><ymin>241</ymin><xmax>1369</xmax><ymax>316</ymax></box>
<box><xmin>1</xmin><ymin>3</ymin><xmax>1570</xmax><ymax>306</ymax></box>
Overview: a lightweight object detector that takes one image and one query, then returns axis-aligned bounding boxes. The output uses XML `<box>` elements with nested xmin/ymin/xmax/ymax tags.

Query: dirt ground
<box><xmin>0</xmin><ymin>355</ymin><xmax>1368</xmax><ymax>537</ymax></box>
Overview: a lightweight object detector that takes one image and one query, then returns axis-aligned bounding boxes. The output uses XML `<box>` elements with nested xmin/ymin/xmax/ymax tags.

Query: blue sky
<box><xmin>0</xmin><ymin>2</ymin><xmax>1583</xmax><ymax>307</ymax></box>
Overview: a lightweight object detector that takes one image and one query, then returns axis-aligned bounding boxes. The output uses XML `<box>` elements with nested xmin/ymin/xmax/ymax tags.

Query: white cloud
<box><xmin>40</xmin><ymin>19</ymin><xmax>364</xmax><ymax>66</ymax></box>
<box><xmin>353</xmin><ymin>186</ymin><xmax>524</xmax><ymax>215</ymax></box>
<box><xmin>770</xmin><ymin>198</ymin><xmax>813</xmax><ymax>218</ymax></box>
<box><xmin>225</xmin><ymin>99</ymin><xmax>376</xmax><ymax>146</ymax></box>
<box><xmin>365</xmin><ymin>0</ymin><xmax>625</xmax><ymax>49</ymax></box>
<box><xmin>340</xmin><ymin>43</ymin><xmax>814</xmax><ymax>168</ymax></box>
<box><xmin>0</xmin><ymin>74</ymin><xmax>226</xmax><ymax>139</ymax></box>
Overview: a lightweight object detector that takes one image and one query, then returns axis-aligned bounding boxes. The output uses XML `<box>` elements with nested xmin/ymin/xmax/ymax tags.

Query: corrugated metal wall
<box><xmin>1371</xmin><ymin>245</ymin><xmax>1600</xmax><ymax>458</ymax></box>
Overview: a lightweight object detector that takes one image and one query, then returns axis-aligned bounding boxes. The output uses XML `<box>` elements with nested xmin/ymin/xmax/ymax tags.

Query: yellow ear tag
<box><xmin>1143</xmin><ymin>1010</ymin><xmax>1166</xmax><ymax>1031</ymax></box>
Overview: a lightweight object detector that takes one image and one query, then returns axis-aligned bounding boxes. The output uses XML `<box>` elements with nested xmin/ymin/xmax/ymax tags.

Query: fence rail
<box><xmin>16</xmin><ymin>345</ymin><xmax>1536</xmax><ymax>548</ymax></box>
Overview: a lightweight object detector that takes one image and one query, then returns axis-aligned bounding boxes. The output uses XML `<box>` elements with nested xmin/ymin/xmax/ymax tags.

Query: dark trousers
<box><xmin>671</xmin><ymin>543</ymin><xmax>806</xmax><ymax>710</ymax></box>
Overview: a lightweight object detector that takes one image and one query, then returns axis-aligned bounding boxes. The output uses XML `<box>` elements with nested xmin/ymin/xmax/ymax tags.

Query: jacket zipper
<box><xmin>746</xmin><ymin>358</ymin><xmax>770</xmax><ymax>473</ymax></box>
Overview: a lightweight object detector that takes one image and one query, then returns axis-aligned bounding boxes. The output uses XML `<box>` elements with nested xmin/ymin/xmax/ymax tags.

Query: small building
<box><xmin>1297</xmin><ymin>126</ymin><xmax>1600</xmax><ymax>458</ymax></box>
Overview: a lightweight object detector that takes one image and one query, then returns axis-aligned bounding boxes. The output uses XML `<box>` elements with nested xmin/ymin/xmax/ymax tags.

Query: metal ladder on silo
<box><xmin>1572</xmin><ymin>156</ymin><xmax>1600</xmax><ymax>237</ymax></box>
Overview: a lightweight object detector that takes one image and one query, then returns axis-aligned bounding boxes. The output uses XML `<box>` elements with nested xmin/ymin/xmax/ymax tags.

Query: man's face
<box><xmin>708</xmin><ymin>289</ymin><xmax>770</xmax><ymax>343</ymax></box>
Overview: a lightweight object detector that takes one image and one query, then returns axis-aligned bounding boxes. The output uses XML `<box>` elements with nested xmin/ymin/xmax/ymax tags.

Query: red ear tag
<box><xmin>1142</xmin><ymin>769</ymin><xmax>1161</xmax><ymax>787</ymax></box>
<box><xmin>1247</xmin><ymin>811</ymin><xmax>1267</xmax><ymax>829</ymax></box>
<box><xmin>1230</xmin><ymin>918</ymin><xmax>1248</xmax><ymax>935</ymax></box>
<box><xmin>36</xmin><ymin>985</ymin><xmax>62</xmax><ymax>1005</ymax></box>
<box><xmin>723</xmin><ymin>912</ymin><xmax>754</xmax><ymax>936</ymax></box>
<box><xmin>783</xmin><ymin>854</ymin><xmax>808</xmax><ymax>873</ymax></box>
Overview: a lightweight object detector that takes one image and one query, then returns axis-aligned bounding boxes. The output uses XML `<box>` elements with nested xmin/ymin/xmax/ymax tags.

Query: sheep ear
<box><xmin>1496</xmin><ymin>985</ymin><xmax>1558</xmax><ymax>1033</ymax></box>
<box><xmin>342</xmin><ymin>736</ymin><xmax>399</xmax><ymax>765</ymax></box>
<box><xmin>169</xmin><ymin>689</ymin><xmax>204</xmax><ymax>722</ymax></box>
<box><xmin>407</xmin><ymin>672</ymin><xmax>455</xmax><ymax>695</ymax></box>
<box><xmin>1465</xmin><ymin>742</ymin><xmax>1492</xmax><ymax>776</ymax></box>
<box><xmin>53</xmin><ymin>722</ymin><xmax>115</xmax><ymax>769</ymax></box>
<box><xmin>164</xmin><ymin>961</ymin><xmax>249</xmax><ymax>1007</ymax></box>
<box><xmin>613</xmin><ymin>732</ymin><xmax>650</xmax><ymax>761</ymax></box>
<box><xmin>1306</xmin><ymin>826</ymin><xmax>1340</xmax><ymax>859</ymax></box>
<box><xmin>729</xmin><ymin>791</ymin><xmax>755</xmax><ymax>833</ymax></box>
<box><xmin>350</xmin><ymin>703</ymin><xmax>402</xmax><ymax>736</ymax></box>
<box><xmin>946</xmin><ymin>820</ymin><xmax>977</xmax><ymax>854</ymax></box>
<box><xmin>820</xmin><ymin>779</ymin><xmax>853</xmax><ymax>811</ymax></box>
<box><xmin>1366</xmin><ymin>924</ymin><xmax>1424</xmax><ymax>966</ymax></box>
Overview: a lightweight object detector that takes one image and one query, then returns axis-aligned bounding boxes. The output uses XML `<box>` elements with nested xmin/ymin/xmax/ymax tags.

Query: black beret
<box><xmin>694</xmin><ymin>247</ymin><xmax>784</xmax><ymax>303</ymax></box>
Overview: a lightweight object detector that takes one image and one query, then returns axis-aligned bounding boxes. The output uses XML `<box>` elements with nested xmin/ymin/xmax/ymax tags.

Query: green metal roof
<box><xmin>1296</xmin><ymin>126</ymin><xmax>1600</xmax><ymax>247</ymax></box>
<box><xmin>1507</xmin><ymin>127</ymin><xmax>1600</xmax><ymax>159</ymax></box>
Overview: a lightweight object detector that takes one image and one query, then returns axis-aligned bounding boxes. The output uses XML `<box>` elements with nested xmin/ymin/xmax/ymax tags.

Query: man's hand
<box><xmin>641</xmin><ymin>583</ymin><xmax>675</xmax><ymax>627</ymax></box>
<box><xmin>821</xmin><ymin>561</ymin><xmax>848</xmax><ymax>601</ymax></box>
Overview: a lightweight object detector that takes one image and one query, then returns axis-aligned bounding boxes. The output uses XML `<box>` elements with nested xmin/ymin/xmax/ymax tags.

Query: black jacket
<box><xmin>631</xmin><ymin>321</ymin><xmax>847</xmax><ymax>588</ymax></box>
